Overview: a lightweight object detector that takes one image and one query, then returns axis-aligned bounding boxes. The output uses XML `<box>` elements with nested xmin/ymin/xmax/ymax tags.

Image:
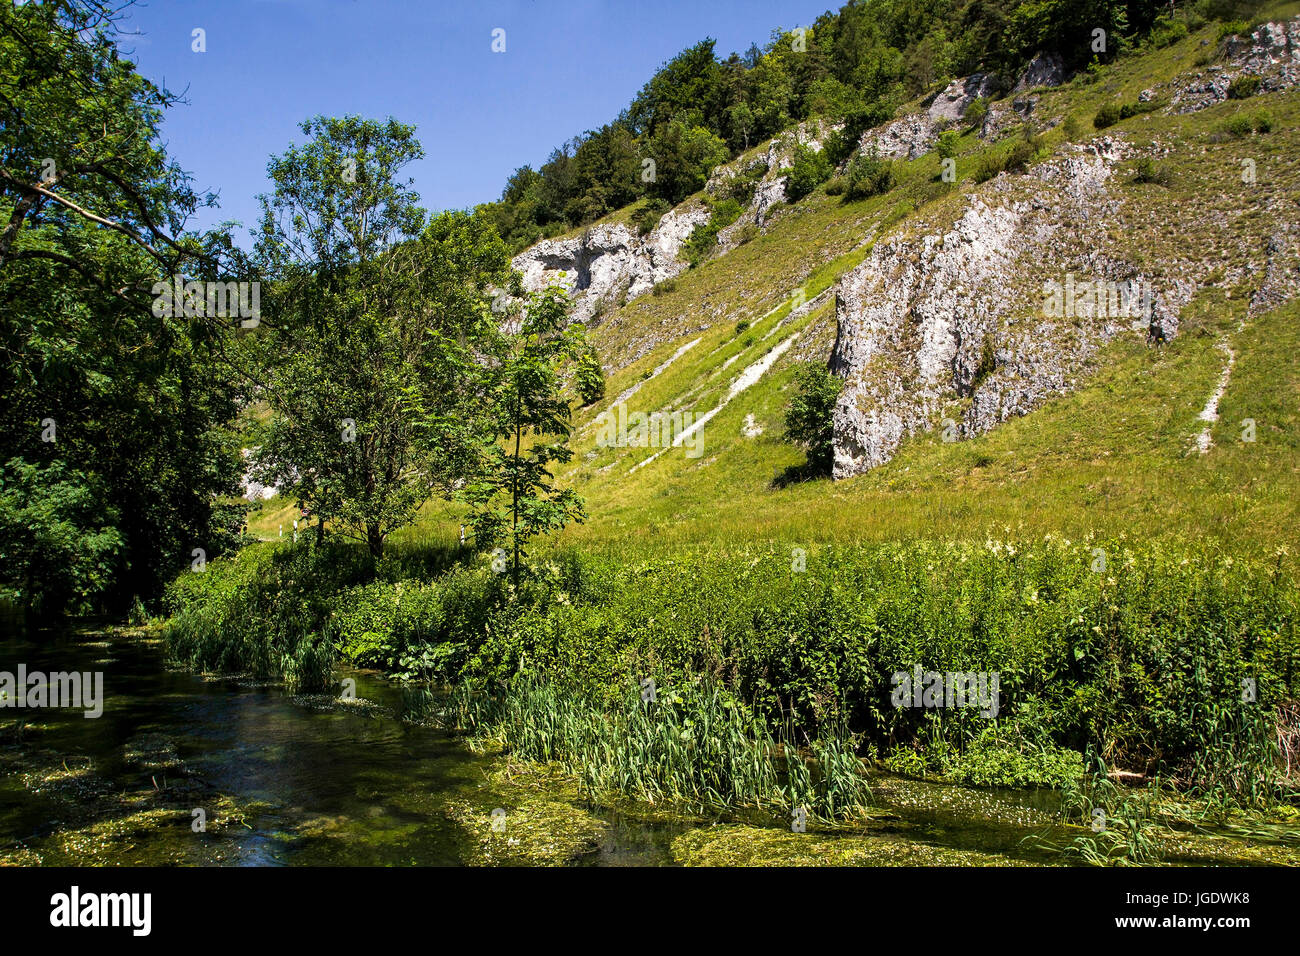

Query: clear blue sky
<box><xmin>121</xmin><ymin>0</ymin><xmax>833</xmax><ymax>243</ymax></box>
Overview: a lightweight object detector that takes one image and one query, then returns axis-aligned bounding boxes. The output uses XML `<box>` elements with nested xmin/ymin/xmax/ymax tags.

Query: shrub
<box><xmin>963</xmin><ymin>96</ymin><xmax>988</xmax><ymax>128</ymax></box>
<box><xmin>631</xmin><ymin>198</ymin><xmax>669</xmax><ymax>236</ymax></box>
<box><xmin>574</xmin><ymin>349</ymin><xmax>605</xmax><ymax>405</ymax></box>
<box><xmin>1227</xmin><ymin>74</ymin><xmax>1261</xmax><ymax>99</ymax></box>
<box><xmin>1093</xmin><ymin>102</ymin><xmax>1123</xmax><ymax>129</ymax></box>
<box><xmin>973</xmin><ymin>134</ymin><xmax>1042</xmax><ymax>184</ymax></box>
<box><xmin>843</xmin><ymin>149</ymin><xmax>895</xmax><ymax>200</ymax></box>
<box><xmin>1150</xmin><ymin>14</ymin><xmax>1189</xmax><ymax>48</ymax></box>
<box><xmin>935</xmin><ymin>129</ymin><xmax>960</xmax><ymax>160</ymax></box>
<box><xmin>824</xmin><ymin>175</ymin><xmax>846</xmax><ymax>196</ymax></box>
<box><xmin>682</xmin><ymin>198</ymin><xmax>743</xmax><ymax>267</ymax></box>
<box><xmin>1252</xmin><ymin>110</ymin><xmax>1274</xmax><ymax>133</ymax></box>
<box><xmin>1222</xmin><ymin>114</ymin><xmax>1255</xmax><ymax>137</ymax></box>
<box><xmin>1133</xmin><ymin>157</ymin><xmax>1174</xmax><ymax>186</ymax></box>
<box><xmin>782</xmin><ymin>143</ymin><xmax>833</xmax><ymax>202</ymax></box>
<box><xmin>783</xmin><ymin>363</ymin><xmax>844</xmax><ymax>474</ymax></box>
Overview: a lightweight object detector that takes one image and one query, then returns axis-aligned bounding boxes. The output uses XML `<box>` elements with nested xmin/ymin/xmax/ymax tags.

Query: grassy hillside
<box><xmin>320</xmin><ymin>11</ymin><xmax>1300</xmax><ymax>566</ymax></box>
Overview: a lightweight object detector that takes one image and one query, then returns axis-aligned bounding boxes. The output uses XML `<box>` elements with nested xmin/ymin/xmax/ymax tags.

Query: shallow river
<box><xmin>2</xmin><ymin>625</ymin><xmax>1295</xmax><ymax>866</ymax></box>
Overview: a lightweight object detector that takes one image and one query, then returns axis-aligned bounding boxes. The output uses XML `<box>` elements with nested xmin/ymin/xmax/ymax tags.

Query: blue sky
<box><xmin>121</xmin><ymin>0</ymin><xmax>833</xmax><ymax>243</ymax></box>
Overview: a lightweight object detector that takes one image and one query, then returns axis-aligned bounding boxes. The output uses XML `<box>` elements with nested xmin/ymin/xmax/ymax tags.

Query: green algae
<box><xmin>671</xmin><ymin>824</ymin><xmax>1038</xmax><ymax>866</ymax></box>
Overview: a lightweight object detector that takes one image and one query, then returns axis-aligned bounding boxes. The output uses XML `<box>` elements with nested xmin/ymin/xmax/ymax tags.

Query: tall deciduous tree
<box><xmin>0</xmin><ymin>0</ymin><xmax>245</xmax><ymax>613</ymax></box>
<box><xmin>250</xmin><ymin>116</ymin><xmax>513</xmax><ymax>558</ymax></box>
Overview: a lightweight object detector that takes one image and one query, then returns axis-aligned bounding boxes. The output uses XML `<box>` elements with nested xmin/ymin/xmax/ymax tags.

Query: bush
<box><xmin>963</xmin><ymin>96</ymin><xmax>988</xmax><ymax>128</ymax></box>
<box><xmin>1150</xmin><ymin>14</ymin><xmax>1189</xmax><ymax>48</ymax></box>
<box><xmin>782</xmin><ymin>143</ymin><xmax>833</xmax><ymax>202</ymax></box>
<box><xmin>1253</xmin><ymin>110</ymin><xmax>1274</xmax><ymax>133</ymax></box>
<box><xmin>1227</xmin><ymin>74</ymin><xmax>1261</xmax><ymax>100</ymax></box>
<box><xmin>843</xmin><ymin>149</ymin><xmax>895</xmax><ymax>200</ymax></box>
<box><xmin>783</xmin><ymin>363</ymin><xmax>844</xmax><ymax>474</ymax></box>
<box><xmin>631</xmin><ymin>198</ymin><xmax>669</xmax><ymax>236</ymax></box>
<box><xmin>1222</xmin><ymin>114</ymin><xmax>1255</xmax><ymax>137</ymax></box>
<box><xmin>824</xmin><ymin>175</ymin><xmax>846</xmax><ymax>196</ymax></box>
<box><xmin>574</xmin><ymin>349</ymin><xmax>605</xmax><ymax>405</ymax></box>
<box><xmin>973</xmin><ymin>134</ymin><xmax>1042</xmax><ymax>184</ymax></box>
<box><xmin>935</xmin><ymin>129</ymin><xmax>960</xmax><ymax>160</ymax></box>
<box><xmin>682</xmin><ymin>197</ymin><xmax>743</xmax><ymax>267</ymax></box>
<box><xmin>1133</xmin><ymin>157</ymin><xmax>1174</xmax><ymax>186</ymax></box>
<box><xmin>1093</xmin><ymin>102</ymin><xmax>1123</xmax><ymax>129</ymax></box>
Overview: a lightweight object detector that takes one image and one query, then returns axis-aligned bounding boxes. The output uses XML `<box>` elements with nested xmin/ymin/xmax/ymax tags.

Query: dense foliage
<box><xmin>0</xmin><ymin>0</ymin><xmax>246</xmax><ymax>614</ymax></box>
<box><xmin>166</xmin><ymin>537</ymin><xmax>1300</xmax><ymax>803</ymax></box>
<box><xmin>477</xmin><ymin>0</ymin><xmax>1264</xmax><ymax>250</ymax></box>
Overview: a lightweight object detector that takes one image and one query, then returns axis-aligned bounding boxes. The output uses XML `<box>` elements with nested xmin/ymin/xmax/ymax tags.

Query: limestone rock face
<box><xmin>510</xmin><ymin>205</ymin><xmax>710</xmax><ymax>324</ymax></box>
<box><xmin>1172</xmin><ymin>19</ymin><xmax>1300</xmax><ymax>112</ymax></box>
<box><xmin>828</xmin><ymin>141</ymin><xmax>1197</xmax><ymax>480</ymax></box>
<box><xmin>927</xmin><ymin>73</ymin><xmax>1003</xmax><ymax>123</ymax></box>
<box><xmin>1015</xmin><ymin>52</ymin><xmax>1067</xmax><ymax>92</ymax></box>
<box><xmin>863</xmin><ymin>113</ymin><xmax>938</xmax><ymax>160</ymax></box>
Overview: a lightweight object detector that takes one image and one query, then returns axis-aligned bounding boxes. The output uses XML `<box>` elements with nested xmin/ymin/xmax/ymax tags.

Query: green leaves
<box><xmin>467</xmin><ymin>287</ymin><xmax>588</xmax><ymax>585</ymax></box>
<box><xmin>251</xmin><ymin>119</ymin><xmax>511</xmax><ymax>557</ymax></box>
<box><xmin>783</xmin><ymin>362</ymin><xmax>844</xmax><ymax>475</ymax></box>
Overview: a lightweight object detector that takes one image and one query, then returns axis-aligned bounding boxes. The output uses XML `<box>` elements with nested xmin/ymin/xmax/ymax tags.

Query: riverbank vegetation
<box><xmin>164</xmin><ymin>535</ymin><xmax>1300</xmax><ymax>828</ymax></box>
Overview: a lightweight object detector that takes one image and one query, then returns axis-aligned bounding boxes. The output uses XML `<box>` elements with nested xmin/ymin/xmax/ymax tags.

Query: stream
<box><xmin>2</xmin><ymin>624</ymin><xmax>1296</xmax><ymax>867</ymax></box>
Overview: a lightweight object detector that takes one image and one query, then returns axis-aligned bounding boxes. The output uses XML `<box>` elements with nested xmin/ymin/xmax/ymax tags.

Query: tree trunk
<box><xmin>366</xmin><ymin>522</ymin><xmax>384</xmax><ymax>559</ymax></box>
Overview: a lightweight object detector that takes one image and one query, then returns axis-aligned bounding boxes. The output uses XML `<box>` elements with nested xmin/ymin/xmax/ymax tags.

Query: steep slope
<box><xmin>383</xmin><ymin>12</ymin><xmax>1300</xmax><ymax>560</ymax></box>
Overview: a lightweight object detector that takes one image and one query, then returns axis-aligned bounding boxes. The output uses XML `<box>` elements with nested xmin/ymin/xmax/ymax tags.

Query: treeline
<box><xmin>1</xmin><ymin>2</ymin><xmax>594</xmax><ymax>618</ymax></box>
<box><xmin>480</xmin><ymin>0</ymin><xmax>1266</xmax><ymax>251</ymax></box>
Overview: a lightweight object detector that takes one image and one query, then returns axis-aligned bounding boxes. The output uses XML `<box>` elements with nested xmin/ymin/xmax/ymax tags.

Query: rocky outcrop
<box><xmin>1171</xmin><ymin>18</ymin><xmax>1300</xmax><ymax>112</ymax></box>
<box><xmin>927</xmin><ymin>73</ymin><xmax>1003</xmax><ymax>123</ymax></box>
<box><xmin>828</xmin><ymin>139</ymin><xmax>1197</xmax><ymax>479</ymax></box>
<box><xmin>511</xmin><ymin>204</ymin><xmax>710</xmax><ymax>324</ymax></box>
<box><xmin>862</xmin><ymin>113</ymin><xmax>938</xmax><ymax>160</ymax></box>
<box><xmin>1014</xmin><ymin>52</ymin><xmax>1067</xmax><ymax>92</ymax></box>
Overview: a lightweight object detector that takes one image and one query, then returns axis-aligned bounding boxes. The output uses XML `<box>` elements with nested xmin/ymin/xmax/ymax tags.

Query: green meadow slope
<box><xmin>241</xmin><ymin>11</ymin><xmax>1300</xmax><ymax>564</ymax></box>
<box><xmin>528</xmin><ymin>15</ymin><xmax>1300</xmax><ymax>562</ymax></box>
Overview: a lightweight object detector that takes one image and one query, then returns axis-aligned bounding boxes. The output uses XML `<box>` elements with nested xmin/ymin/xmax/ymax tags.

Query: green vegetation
<box><xmin>1227</xmin><ymin>74</ymin><xmax>1263</xmax><ymax>99</ymax></box>
<box><xmin>844</xmin><ymin>149</ymin><xmax>896</xmax><ymax>198</ymax></box>
<box><xmin>782</xmin><ymin>363</ymin><xmax>844</xmax><ymax>476</ymax></box>
<box><xmin>783</xmin><ymin>143</ymin><xmax>835</xmax><ymax>201</ymax></box>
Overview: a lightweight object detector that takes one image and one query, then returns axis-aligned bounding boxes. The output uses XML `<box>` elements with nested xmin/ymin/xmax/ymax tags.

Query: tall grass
<box><xmin>446</xmin><ymin>673</ymin><xmax>872</xmax><ymax>820</ymax></box>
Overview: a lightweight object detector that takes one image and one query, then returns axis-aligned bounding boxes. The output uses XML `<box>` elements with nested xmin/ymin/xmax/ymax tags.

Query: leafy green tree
<box><xmin>784</xmin><ymin>363</ymin><xmax>843</xmax><ymax>476</ymax></box>
<box><xmin>574</xmin><ymin>349</ymin><xmax>606</xmax><ymax>406</ymax></box>
<box><xmin>0</xmin><ymin>0</ymin><xmax>244</xmax><ymax>612</ymax></box>
<box><xmin>844</xmin><ymin>148</ymin><xmax>895</xmax><ymax>200</ymax></box>
<box><xmin>250</xmin><ymin>116</ymin><xmax>512</xmax><ymax>558</ymax></box>
<box><xmin>627</xmin><ymin>39</ymin><xmax>725</xmax><ymax>136</ymax></box>
<box><xmin>466</xmin><ymin>288</ymin><xmax>586</xmax><ymax>587</ymax></box>
<box><xmin>0</xmin><ymin>459</ymin><xmax>125</xmax><ymax>617</ymax></box>
<box><xmin>936</xmin><ymin>129</ymin><xmax>961</xmax><ymax>160</ymax></box>
<box><xmin>645</xmin><ymin>119</ymin><xmax>730</xmax><ymax>205</ymax></box>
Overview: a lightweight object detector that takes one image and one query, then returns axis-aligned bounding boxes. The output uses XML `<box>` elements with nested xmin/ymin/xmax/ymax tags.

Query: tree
<box><xmin>627</xmin><ymin>39</ymin><xmax>724</xmax><ymax>136</ymax></box>
<box><xmin>0</xmin><ymin>0</ymin><xmax>245</xmax><ymax>613</ymax></box>
<box><xmin>574</xmin><ymin>349</ymin><xmax>606</xmax><ymax>406</ymax></box>
<box><xmin>644</xmin><ymin>119</ymin><xmax>730</xmax><ymax>205</ymax></box>
<box><xmin>250</xmin><ymin>116</ymin><xmax>512</xmax><ymax>558</ymax></box>
<box><xmin>784</xmin><ymin>363</ymin><xmax>843</xmax><ymax>476</ymax></box>
<box><xmin>0</xmin><ymin>459</ymin><xmax>124</xmax><ymax>617</ymax></box>
<box><xmin>466</xmin><ymin>287</ymin><xmax>587</xmax><ymax>587</ymax></box>
<box><xmin>783</xmin><ymin>143</ymin><xmax>833</xmax><ymax>202</ymax></box>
